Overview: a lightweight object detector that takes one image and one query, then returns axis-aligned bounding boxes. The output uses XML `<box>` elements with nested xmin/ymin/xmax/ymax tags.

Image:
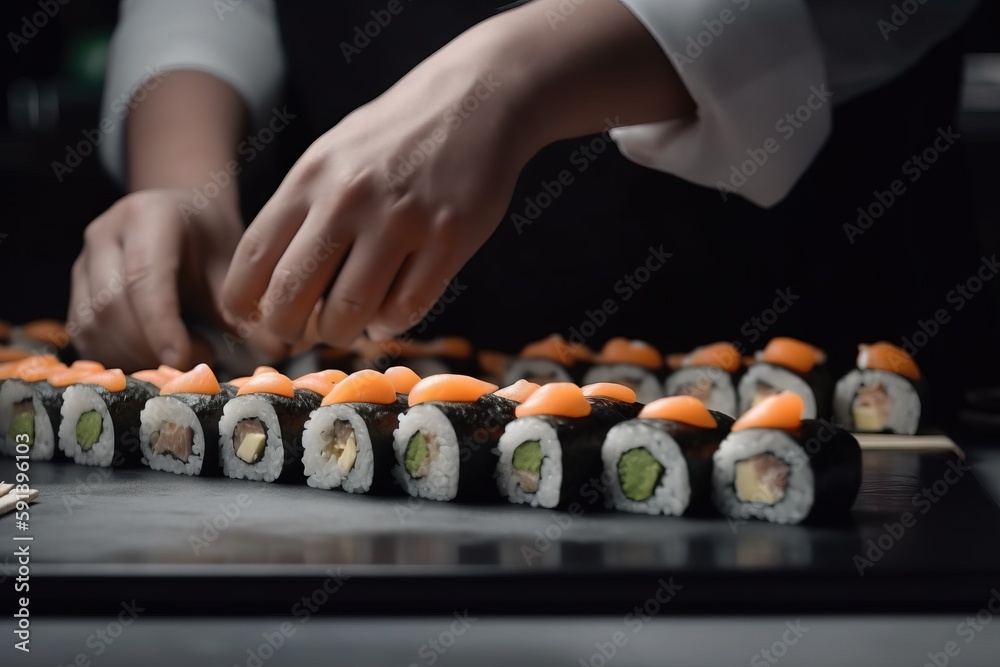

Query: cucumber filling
<box><xmin>405</xmin><ymin>431</ymin><xmax>431</xmax><ymax>478</ymax></box>
<box><xmin>8</xmin><ymin>401</ymin><xmax>35</xmax><ymax>447</ymax></box>
<box><xmin>734</xmin><ymin>453</ymin><xmax>790</xmax><ymax>505</ymax></box>
<box><xmin>76</xmin><ymin>411</ymin><xmax>103</xmax><ymax>451</ymax></box>
<box><xmin>321</xmin><ymin>419</ymin><xmax>357</xmax><ymax>474</ymax></box>
<box><xmin>617</xmin><ymin>447</ymin><xmax>664</xmax><ymax>501</ymax></box>
<box><xmin>512</xmin><ymin>440</ymin><xmax>542</xmax><ymax>493</ymax></box>
<box><xmin>234</xmin><ymin>417</ymin><xmax>267</xmax><ymax>464</ymax></box>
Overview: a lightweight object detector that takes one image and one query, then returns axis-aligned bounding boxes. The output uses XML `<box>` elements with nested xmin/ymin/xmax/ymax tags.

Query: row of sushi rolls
<box><xmin>0</xmin><ymin>319</ymin><xmax>928</xmax><ymax>525</ymax></box>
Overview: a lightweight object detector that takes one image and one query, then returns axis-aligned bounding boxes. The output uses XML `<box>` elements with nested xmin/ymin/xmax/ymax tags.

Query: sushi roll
<box><xmin>11</xmin><ymin>319</ymin><xmax>70</xmax><ymax>353</ymax></box>
<box><xmin>712</xmin><ymin>392</ymin><xmax>861</xmax><ymax>524</ymax></box>
<box><xmin>219</xmin><ymin>372</ymin><xmax>325</xmax><ymax>483</ymax></box>
<box><xmin>664</xmin><ymin>342</ymin><xmax>742</xmax><ymax>416</ymax></box>
<box><xmin>303</xmin><ymin>368</ymin><xmax>414</xmax><ymax>494</ymax></box>
<box><xmin>583</xmin><ymin>337</ymin><xmax>664</xmax><ymax>404</ymax></box>
<box><xmin>477</xmin><ymin>349</ymin><xmax>512</xmax><ymax>386</ymax></box>
<box><xmin>502</xmin><ymin>334</ymin><xmax>593</xmax><ymax>386</ymax></box>
<box><xmin>139</xmin><ymin>364</ymin><xmax>239</xmax><ymax>476</ymax></box>
<box><xmin>602</xmin><ymin>396</ymin><xmax>734</xmax><ymax>516</ymax></box>
<box><xmin>58</xmin><ymin>369</ymin><xmax>159</xmax><ymax>467</ymax></box>
<box><xmin>737</xmin><ymin>337</ymin><xmax>831</xmax><ymax>418</ymax></box>
<box><xmin>392</xmin><ymin>375</ymin><xmax>540</xmax><ymax>502</ymax></box>
<box><xmin>496</xmin><ymin>382</ymin><xmax>641</xmax><ymax>509</ymax></box>
<box><xmin>833</xmin><ymin>342</ymin><xmax>924</xmax><ymax>435</ymax></box>
<box><xmin>0</xmin><ymin>358</ymin><xmax>94</xmax><ymax>460</ymax></box>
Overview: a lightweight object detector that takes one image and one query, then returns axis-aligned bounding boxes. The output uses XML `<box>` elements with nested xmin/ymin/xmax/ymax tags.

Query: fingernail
<box><xmin>160</xmin><ymin>347</ymin><xmax>182</xmax><ymax>368</ymax></box>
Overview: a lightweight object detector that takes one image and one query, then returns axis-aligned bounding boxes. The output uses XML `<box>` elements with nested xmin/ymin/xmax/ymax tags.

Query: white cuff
<box><xmin>611</xmin><ymin>0</ymin><xmax>831</xmax><ymax>207</ymax></box>
<box><xmin>98</xmin><ymin>0</ymin><xmax>285</xmax><ymax>186</ymax></box>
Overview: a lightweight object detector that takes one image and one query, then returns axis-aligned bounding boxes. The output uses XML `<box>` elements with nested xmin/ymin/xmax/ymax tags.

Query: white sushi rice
<box><xmin>0</xmin><ymin>380</ymin><xmax>55</xmax><ymax>461</ymax></box>
<box><xmin>737</xmin><ymin>364</ymin><xmax>817</xmax><ymax>418</ymax></box>
<box><xmin>665</xmin><ymin>366</ymin><xmax>738</xmax><ymax>417</ymax></box>
<box><xmin>219</xmin><ymin>396</ymin><xmax>284</xmax><ymax>482</ymax></box>
<box><xmin>303</xmin><ymin>405</ymin><xmax>375</xmax><ymax>493</ymax></box>
<box><xmin>392</xmin><ymin>405</ymin><xmax>460</xmax><ymax>501</ymax></box>
<box><xmin>502</xmin><ymin>359</ymin><xmax>572</xmax><ymax>387</ymax></box>
<box><xmin>495</xmin><ymin>417</ymin><xmax>562</xmax><ymax>508</ymax></box>
<box><xmin>834</xmin><ymin>369</ymin><xmax>920</xmax><ymax>435</ymax></box>
<box><xmin>583</xmin><ymin>364</ymin><xmax>663</xmax><ymax>404</ymax></box>
<box><xmin>712</xmin><ymin>429</ymin><xmax>814</xmax><ymax>524</ymax></box>
<box><xmin>601</xmin><ymin>421</ymin><xmax>689</xmax><ymax>516</ymax></box>
<box><xmin>58</xmin><ymin>384</ymin><xmax>115</xmax><ymax>467</ymax></box>
<box><xmin>139</xmin><ymin>397</ymin><xmax>206</xmax><ymax>476</ymax></box>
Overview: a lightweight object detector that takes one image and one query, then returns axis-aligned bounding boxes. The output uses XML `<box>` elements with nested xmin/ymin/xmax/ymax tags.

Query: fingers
<box><xmin>256</xmin><ymin>207</ymin><xmax>349</xmax><ymax>343</ymax></box>
<box><xmin>220</xmin><ymin>187</ymin><xmax>308</xmax><ymax>322</ymax></box>
<box><xmin>121</xmin><ymin>220</ymin><xmax>190</xmax><ymax>367</ymax></box>
<box><xmin>82</xmin><ymin>229</ymin><xmax>160</xmax><ymax>370</ymax></box>
<box><xmin>67</xmin><ymin>253</ymin><xmax>97</xmax><ymax>356</ymax></box>
<box><xmin>317</xmin><ymin>228</ymin><xmax>413</xmax><ymax>346</ymax></box>
<box><xmin>366</xmin><ymin>243</ymin><xmax>466</xmax><ymax>341</ymax></box>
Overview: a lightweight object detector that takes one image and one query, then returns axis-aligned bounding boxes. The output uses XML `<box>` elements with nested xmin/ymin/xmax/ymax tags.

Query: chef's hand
<box><xmin>221</xmin><ymin>0</ymin><xmax>694</xmax><ymax>346</ymax></box>
<box><xmin>68</xmin><ymin>189</ymin><xmax>286</xmax><ymax>370</ymax></box>
<box><xmin>221</xmin><ymin>57</ymin><xmax>525</xmax><ymax>346</ymax></box>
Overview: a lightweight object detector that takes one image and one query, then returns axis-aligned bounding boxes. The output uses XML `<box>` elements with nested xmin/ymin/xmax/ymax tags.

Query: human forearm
<box><xmin>448</xmin><ymin>0</ymin><xmax>696</xmax><ymax>158</ymax></box>
<box><xmin>126</xmin><ymin>70</ymin><xmax>246</xmax><ymax>213</ymax></box>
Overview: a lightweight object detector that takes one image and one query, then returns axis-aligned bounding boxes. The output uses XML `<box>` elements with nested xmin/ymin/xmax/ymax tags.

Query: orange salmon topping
<box><xmin>857</xmin><ymin>342</ymin><xmax>920</xmax><ymax>381</ymax></box>
<box><xmin>760</xmin><ymin>338</ymin><xmax>824</xmax><ymax>375</ymax></box>
<box><xmin>732</xmin><ymin>391</ymin><xmax>804</xmax><ymax>432</ymax></box>
<box><xmin>683</xmin><ymin>342</ymin><xmax>742</xmax><ymax>373</ymax></box>
<box><xmin>51</xmin><ymin>362</ymin><xmax>106</xmax><ymax>387</ymax></box>
<box><xmin>130</xmin><ymin>370</ymin><xmax>171</xmax><ymax>389</ymax></box>
<box><xmin>582</xmin><ymin>382</ymin><xmax>636</xmax><ymax>403</ymax></box>
<box><xmin>316</xmin><ymin>369</ymin><xmax>348</xmax><ymax>384</ymax></box>
<box><xmin>385</xmin><ymin>366</ymin><xmax>420</xmax><ymax>394</ymax></box>
<box><xmin>477</xmin><ymin>350</ymin><xmax>510</xmax><ymax>377</ymax></box>
<box><xmin>596</xmin><ymin>337</ymin><xmax>661</xmax><ymax>370</ymax></box>
<box><xmin>71</xmin><ymin>361</ymin><xmax>106</xmax><ymax>373</ymax></box>
<box><xmin>515</xmin><ymin>382</ymin><xmax>592</xmax><ymax>419</ymax></box>
<box><xmin>81</xmin><ymin>369</ymin><xmax>128</xmax><ymax>393</ymax></box>
<box><xmin>236</xmin><ymin>372</ymin><xmax>295</xmax><ymax>398</ymax></box>
<box><xmin>494</xmin><ymin>379</ymin><xmax>541</xmax><ymax>403</ymax></box>
<box><xmin>639</xmin><ymin>396</ymin><xmax>718</xmax><ymax>428</ymax></box>
<box><xmin>160</xmin><ymin>363</ymin><xmax>222</xmax><ymax>396</ymax></box>
<box><xmin>2</xmin><ymin>354</ymin><xmax>61</xmax><ymax>379</ymax></box>
<box><xmin>16</xmin><ymin>362</ymin><xmax>68</xmax><ymax>382</ymax></box>
<box><xmin>22</xmin><ymin>319</ymin><xmax>67</xmax><ymax>345</ymax></box>
<box><xmin>520</xmin><ymin>334</ymin><xmax>593</xmax><ymax>365</ymax></box>
<box><xmin>322</xmin><ymin>369</ymin><xmax>397</xmax><ymax>406</ymax></box>
<box><xmin>253</xmin><ymin>365</ymin><xmax>280</xmax><ymax>376</ymax></box>
<box><xmin>0</xmin><ymin>348</ymin><xmax>31</xmax><ymax>363</ymax></box>
<box><xmin>292</xmin><ymin>373</ymin><xmax>336</xmax><ymax>397</ymax></box>
<box><xmin>227</xmin><ymin>376</ymin><xmax>251</xmax><ymax>388</ymax></box>
<box><xmin>408</xmin><ymin>374</ymin><xmax>499</xmax><ymax>407</ymax></box>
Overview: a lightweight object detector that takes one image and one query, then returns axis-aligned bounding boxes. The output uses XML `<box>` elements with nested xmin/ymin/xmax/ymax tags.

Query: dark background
<box><xmin>2</xmin><ymin>1</ymin><xmax>1000</xmax><ymax>426</ymax></box>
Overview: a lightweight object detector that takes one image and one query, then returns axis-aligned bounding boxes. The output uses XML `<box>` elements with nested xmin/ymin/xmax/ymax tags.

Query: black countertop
<box><xmin>2</xmin><ymin>446</ymin><xmax>999</xmax><ymax>616</ymax></box>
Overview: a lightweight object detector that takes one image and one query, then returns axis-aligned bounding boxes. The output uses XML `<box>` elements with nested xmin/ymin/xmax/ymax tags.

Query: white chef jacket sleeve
<box><xmin>98</xmin><ymin>0</ymin><xmax>285</xmax><ymax>186</ymax></box>
<box><xmin>610</xmin><ymin>0</ymin><xmax>829</xmax><ymax>207</ymax></box>
<box><xmin>610</xmin><ymin>0</ymin><xmax>977</xmax><ymax>207</ymax></box>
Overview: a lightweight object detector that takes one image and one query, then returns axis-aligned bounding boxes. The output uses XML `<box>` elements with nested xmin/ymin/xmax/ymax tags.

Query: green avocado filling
<box><xmin>512</xmin><ymin>440</ymin><xmax>542</xmax><ymax>475</ymax></box>
<box><xmin>617</xmin><ymin>448</ymin><xmax>664</xmax><ymax>501</ymax></box>
<box><xmin>405</xmin><ymin>431</ymin><xmax>429</xmax><ymax>477</ymax></box>
<box><xmin>76</xmin><ymin>411</ymin><xmax>103</xmax><ymax>451</ymax></box>
<box><xmin>8</xmin><ymin>408</ymin><xmax>35</xmax><ymax>447</ymax></box>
